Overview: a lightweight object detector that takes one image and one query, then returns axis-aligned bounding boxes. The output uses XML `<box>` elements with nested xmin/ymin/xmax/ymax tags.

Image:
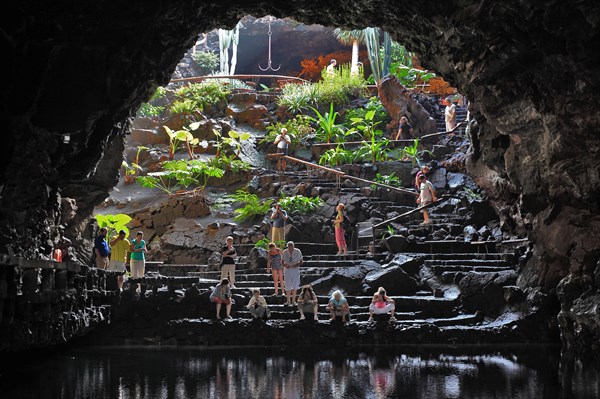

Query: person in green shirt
<box><xmin>109</xmin><ymin>230</ymin><xmax>130</xmax><ymax>290</ymax></box>
<box><xmin>130</xmin><ymin>231</ymin><xmax>147</xmax><ymax>291</ymax></box>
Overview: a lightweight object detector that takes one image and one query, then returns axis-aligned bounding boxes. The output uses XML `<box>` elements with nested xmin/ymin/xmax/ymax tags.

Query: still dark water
<box><xmin>1</xmin><ymin>345</ymin><xmax>599</xmax><ymax>399</ymax></box>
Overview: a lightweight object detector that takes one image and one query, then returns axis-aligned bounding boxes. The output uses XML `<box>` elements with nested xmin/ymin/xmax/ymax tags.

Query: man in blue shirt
<box><xmin>94</xmin><ymin>227</ymin><xmax>110</xmax><ymax>269</ymax></box>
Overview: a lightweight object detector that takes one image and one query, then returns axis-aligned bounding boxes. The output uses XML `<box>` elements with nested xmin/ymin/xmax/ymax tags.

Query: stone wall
<box><xmin>0</xmin><ymin>257</ymin><xmax>119</xmax><ymax>351</ymax></box>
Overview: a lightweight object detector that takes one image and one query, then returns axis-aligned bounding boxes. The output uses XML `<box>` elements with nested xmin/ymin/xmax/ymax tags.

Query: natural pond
<box><xmin>1</xmin><ymin>345</ymin><xmax>599</xmax><ymax>398</ymax></box>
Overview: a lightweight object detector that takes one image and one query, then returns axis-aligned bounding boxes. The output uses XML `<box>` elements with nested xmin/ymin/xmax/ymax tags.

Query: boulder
<box><xmin>248</xmin><ymin>247</ymin><xmax>267</xmax><ymax>270</ymax></box>
<box><xmin>459</xmin><ymin>270</ymin><xmax>518</xmax><ymax>316</ymax></box>
<box><xmin>378</xmin><ymin>75</ymin><xmax>437</xmax><ymax>136</ymax></box>
<box><xmin>131</xmin><ymin>128</ymin><xmax>169</xmax><ymax>145</ymax></box>
<box><xmin>447</xmin><ymin>172</ymin><xmax>476</xmax><ymax>191</ymax></box>
<box><xmin>362</xmin><ymin>254</ymin><xmax>419</xmax><ymax>295</ymax></box>
<box><xmin>226</xmin><ymin>103</ymin><xmax>268</xmax><ymax>124</ymax></box>
<box><xmin>384</xmin><ymin>235</ymin><xmax>410</xmax><ymax>253</ymax></box>
<box><xmin>310</xmin><ymin>261</ymin><xmax>380</xmax><ymax>296</ymax></box>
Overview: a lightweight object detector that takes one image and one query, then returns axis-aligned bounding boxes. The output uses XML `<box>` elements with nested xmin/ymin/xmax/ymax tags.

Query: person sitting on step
<box><xmin>327</xmin><ymin>290</ymin><xmax>349</xmax><ymax>323</ymax></box>
<box><xmin>368</xmin><ymin>287</ymin><xmax>397</xmax><ymax>322</ymax></box>
<box><xmin>247</xmin><ymin>288</ymin><xmax>269</xmax><ymax>320</ymax></box>
<box><xmin>297</xmin><ymin>285</ymin><xmax>318</xmax><ymax>321</ymax></box>
<box><xmin>210</xmin><ymin>279</ymin><xmax>233</xmax><ymax>320</ymax></box>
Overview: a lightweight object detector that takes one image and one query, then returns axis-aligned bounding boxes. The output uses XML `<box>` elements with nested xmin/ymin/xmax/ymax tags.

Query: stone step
<box><xmin>232</xmin><ymin>310</ymin><xmax>476</xmax><ymax>325</ymax></box>
<box><xmin>405</xmin><ymin>240</ymin><xmax>497</xmax><ymax>253</ymax></box>
<box><xmin>424</xmin><ymin>259</ymin><xmax>511</xmax><ymax>267</ymax></box>
<box><xmin>420</xmin><ymin>253</ymin><xmax>515</xmax><ymax>261</ymax></box>
<box><xmin>432</xmin><ymin>265</ymin><xmax>513</xmax><ymax>274</ymax></box>
<box><xmin>243</xmin><ymin>295</ymin><xmax>459</xmax><ymax>311</ymax></box>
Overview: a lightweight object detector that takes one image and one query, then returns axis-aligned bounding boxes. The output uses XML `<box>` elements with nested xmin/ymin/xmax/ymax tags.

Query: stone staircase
<box><xmin>119</xmin><ymin>169</ymin><xmax>518</xmax><ymax>335</ymax></box>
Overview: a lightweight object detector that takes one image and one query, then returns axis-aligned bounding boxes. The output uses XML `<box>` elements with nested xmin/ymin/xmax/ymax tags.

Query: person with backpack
<box><xmin>333</xmin><ymin>203</ymin><xmax>349</xmax><ymax>256</ymax></box>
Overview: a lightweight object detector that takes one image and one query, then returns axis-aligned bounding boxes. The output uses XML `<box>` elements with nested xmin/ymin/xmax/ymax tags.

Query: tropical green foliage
<box><xmin>389</xmin><ymin>65</ymin><xmax>436</xmax><ymax>88</ymax></box>
<box><xmin>206</xmin><ymin>155</ymin><xmax>251</xmax><ymax>173</ymax></box>
<box><xmin>192</xmin><ymin>51</ymin><xmax>219</xmax><ymax>75</ymax></box>
<box><xmin>318</xmin><ymin>145</ymin><xmax>355</xmax><ymax>167</ymax></box>
<box><xmin>388</xmin><ymin>41</ymin><xmax>413</xmax><ymax>67</ymax></box>
<box><xmin>138</xmin><ymin>86</ymin><xmax>168</xmax><ymax>117</ymax></box>
<box><xmin>355</xmin><ymin>132</ymin><xmax>390</xmax><ymax>164</ymax></box>
<box><xmin>163</xmin><ymin>126</ymin><xmax>200</xmax><ymax>160</ymax></box>
<box><xmin>137</xmin><ymin>160</ymin><xmax>225</xmax><ymax>194</ymax></box>
<box><xmin>347</xmin><ymin>104</ymin><xmax>384</xmax><ymax>141</ymax></box>
<box><xmin>278</xmin><ymin>65</ymin><xmax>367</xmax><ymax>113</ymax></box>
<box><xmin>464</xmin><ymin>187</ymin><xmax>483</xmax><ymax>201</ymax></box>
<box><xmin>278</xmin><ymin>195</ymin><xmax>323</xmax><ymax>214</ymax></box>
<box><xmin>371</xmin><ymin>172</ymin><xmax>402</xmax><ymax>191</ymax></box>
<box><xmin>310</xmin><ymin>103</ymin><xmax>345</xmax><ymax>143</ymax></box>
<box><xmin>137</xmin><ymin>102</ymin><xmax>165</xmax><ymax>117</ymax></box>
<box><xmin>229</xmin><ymin>190</ymin><xmax>273</xmax><ymax>222</ymax></box>
<box><xmin>260</xmin><ymin>115</ymin><xmax>313</xmax><ymax>149</ymax></box>
<box><xmin>364</xmin><ymin>28</ymin><xmax>392</xmax><ymax>83</ymax></box>
<box><xmin>401</xmin><ymin>138</ymin><xmax>432</xmax><ymax>166</ymax></box>
<box><xmin>170</xmin><ymin>82</ymin><xmax>229</xmax><ymax>115</ymax></box>
<box><xmin>212</xmin><ymin>129</ymin><xmax>252</xmax><ymax>158</ymax></box>
<box><xmin>345</xmin><ymin>97</ymin><xmax>390</xmax><ymax>130</ymax></box>
<box><xmin>122</xmin><ymin>145</ymin><xmax>148</xmax><ymax>183</ymax></box>
<box><xmin>254</xmin><ymin>237</ymin><xmax>286</xmax><ymax>250</ymax></box>
<box><xmin>95</xmin><ymin>213</ymin><xmax>132</xmax><ymax>239</ymax></box>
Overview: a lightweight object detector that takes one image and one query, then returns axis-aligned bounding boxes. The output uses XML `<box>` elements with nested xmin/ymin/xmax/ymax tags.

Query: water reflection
<box><xmin>1</xmin><ymin>345</ymin><xmax>599</xmax><ymax>398</ymax></box>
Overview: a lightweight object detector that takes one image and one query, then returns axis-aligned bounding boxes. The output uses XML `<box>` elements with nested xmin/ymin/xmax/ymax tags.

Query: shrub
<box><xmin>345</xmin><ymin>97</ymin><xmax>390</xmax><ymax>129</ymax></box>
<box><xmin>137</xmin><ymin>102</ymin><xmax>164</xmax><ymax>117</ymax></box>
<box><xmin>254</xmin><ymin>237</ymin><xmax>286</xmax><ymax>249</ymax></box>
<box><xmin>137</xmin><ymin>159</ymin><xmax>225</xmax><ymax>195</ymax></box>
<box><xmin>371</xmin><ymin>172</ymin><xmax>402</xmax><ymax>191</ymax></box>
<box><xmin>277</xmin><ymin>64</ymin><xmax>367</xmax><ymax>112</ymax></box>
<box><xmin>279</xmin><ymin>195</ymin><xmax>323</xmax><ymax>214</ymax></box>
<box><xmin>318</xmin><ymin>145</ymin><xmax>355</xmax><ymax>167</ymax></box>
<box><xmin>170</xmin><ymin>82</ymin><xmax>230</xmax><ymax>115</ymax></box>
<box><xmin>229</xmin><ymin>190</ymin><xmax>273</xmax><ymax>222</ymax></box>
<box><xmin>192</xmin><ymin>51</ymin><xmax>219</xmax><ymax>75</ymax></box>
<box><xmin>261</xmin><ymin>115</ymin><xmax>313</xmax><ymax>149</ymax></box>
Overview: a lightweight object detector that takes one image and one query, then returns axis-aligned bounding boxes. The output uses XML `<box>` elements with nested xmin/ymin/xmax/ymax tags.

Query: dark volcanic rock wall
<box><xmin>1</xmin><ymin>1</ymin><xmax>599</xmax><ymax>353</ymax></box>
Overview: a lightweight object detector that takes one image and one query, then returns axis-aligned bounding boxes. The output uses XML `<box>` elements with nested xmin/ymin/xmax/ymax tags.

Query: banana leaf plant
<box><xmin>95</xmin><ymin>213</ymin><xmax>132</xmax><ymax>239</ymax></box>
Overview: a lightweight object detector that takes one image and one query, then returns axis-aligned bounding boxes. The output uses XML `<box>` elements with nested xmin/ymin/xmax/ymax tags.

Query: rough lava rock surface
<box><xmin>1</xmin><ymin>0</ymin><xmax>600</xmax><ymax>354</ymax></box>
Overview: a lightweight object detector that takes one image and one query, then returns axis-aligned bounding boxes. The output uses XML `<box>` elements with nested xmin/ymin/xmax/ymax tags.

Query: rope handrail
<box><xmin>170</xmin><ymin>74</ymin><xmax>309</xmax><ymax>84</ymax></box>
<box><xmin>267</xmin><ymin>154</ymin><xmax>419</xmax><ymax>197</ymax></box>
<box><xmin>372</xmin><ymin>195</ymin><xmax>454</xmax><ymax>229</ymax></box>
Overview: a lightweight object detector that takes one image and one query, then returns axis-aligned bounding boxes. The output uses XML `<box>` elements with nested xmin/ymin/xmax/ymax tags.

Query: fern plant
<box><xmin>279</xmin><ymin>195</ymin><xmax>323</xmax><ymax>214</ymax></box>
<box><xmin>229</xmin><ymin>190</ymin><xmax>273</xmax><ymax>222</ymax></box>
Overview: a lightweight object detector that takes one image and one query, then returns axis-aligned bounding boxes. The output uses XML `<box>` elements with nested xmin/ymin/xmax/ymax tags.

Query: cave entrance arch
<box><xmin>3</xmin><ymin>1</ymin><xmax>600</xmax><ymax>355</ymax></box>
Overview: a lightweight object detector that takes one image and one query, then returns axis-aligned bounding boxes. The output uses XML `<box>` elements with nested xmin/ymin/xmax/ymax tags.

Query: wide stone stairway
<box><xmin>131</xmin><ymin>191</ymin><xmax>518</xmax><ymax>329</ymax></box>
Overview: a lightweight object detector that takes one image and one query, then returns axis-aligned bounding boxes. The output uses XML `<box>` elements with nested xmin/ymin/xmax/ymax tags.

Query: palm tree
<box><xmin>333</xmin><ymin>28</ymin><xmax>365</xmax><ymax>73</ymax></box>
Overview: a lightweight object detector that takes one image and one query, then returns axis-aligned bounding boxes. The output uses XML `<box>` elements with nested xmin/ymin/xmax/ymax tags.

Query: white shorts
<box><xmin>369</xmin><ymin>302</ymin><xmax>395</xmax><ymax>314</ymax></box>
<box><xmin>109</xmin><ymin>260</ymin><xmax>126</xmax><ymax>272</ymax></box>
<box><xmin>130</xmin><ymin>259</ymin><xmax>145</xmax><ymax>278</ymax></box>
